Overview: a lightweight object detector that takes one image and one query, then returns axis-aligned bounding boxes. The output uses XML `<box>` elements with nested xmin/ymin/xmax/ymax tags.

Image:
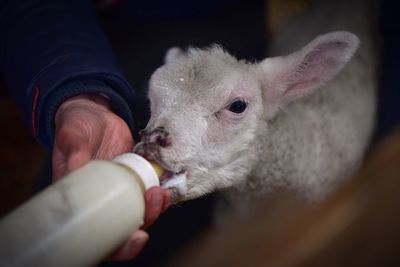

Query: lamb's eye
<box><xmin>228</xmin><ymin>99</ymin><xmax>247</xmax><ymax>113</ymax></box>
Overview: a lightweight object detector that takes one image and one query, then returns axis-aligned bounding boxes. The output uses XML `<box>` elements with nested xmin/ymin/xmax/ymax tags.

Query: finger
<box><xmin>162</xmin><ymin>189</ymin><xmax>172</xmax><ymax>213</ymax></box>
<box><xmin>142</xmin><ymin>187</ymin><xmax>164</xmax><ymax>229</ymax></box>
<box><xmin>109</xmin><ymin>230</ymin><xmax>149</xmax><ymax>261</ymax></box>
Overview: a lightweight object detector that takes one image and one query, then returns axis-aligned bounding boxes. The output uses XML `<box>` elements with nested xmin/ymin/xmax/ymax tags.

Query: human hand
<box><xmin>110</xmin><ymin>186</ymin><xmax>171</xmax><ymax>260</ymax></box>
<box><xmin>53</xmin><ymin>94</ymin><xmax>134</xmax><ymax>181</ymax></box>
<box><xmin>53</xmin><ymin>94</ymin><xmax>171</xmax><ymax>260</ymax></box>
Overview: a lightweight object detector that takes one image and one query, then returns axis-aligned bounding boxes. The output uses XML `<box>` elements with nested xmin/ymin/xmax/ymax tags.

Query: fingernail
<box><xmin>162</xmin><ymin>190</ymin><xmax>172</xmax><ymax>213</ymax></box>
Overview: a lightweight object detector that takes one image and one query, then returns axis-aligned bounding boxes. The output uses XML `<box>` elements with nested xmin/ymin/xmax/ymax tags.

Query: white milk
<box><xmin>0</xmin><ymin>153</ymin><xmax>159</xmax><ymax>267</ymax></box>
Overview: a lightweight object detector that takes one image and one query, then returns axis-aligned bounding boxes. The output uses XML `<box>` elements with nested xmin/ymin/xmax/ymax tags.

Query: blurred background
<box><xmin>0</xmin><ymin>0</ymin><xmax>399</xmax><ymax>266</ymax></box>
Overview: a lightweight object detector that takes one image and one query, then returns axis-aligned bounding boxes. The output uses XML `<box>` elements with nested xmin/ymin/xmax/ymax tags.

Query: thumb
<box><xmin>66</xmin><ymin>143</ymin><xmax>91</xmax><ymax>172</ymax></box>
<box><xmin>53</xmin><ymin>130</ymin><xmax>92</xmax><ymax>181</ymax></box>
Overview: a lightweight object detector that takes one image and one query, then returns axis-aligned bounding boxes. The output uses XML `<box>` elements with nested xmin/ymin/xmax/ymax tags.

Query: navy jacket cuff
<box><xmin>36</xmin><ymin>77</ymin><xmax>135</xmax><ymax>150</ymax></box>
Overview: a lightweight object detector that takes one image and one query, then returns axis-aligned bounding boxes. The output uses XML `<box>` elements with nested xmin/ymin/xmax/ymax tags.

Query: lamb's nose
<box><xmin>139</xmin><ymin>127</ymin><xmax>171</xmax><ymax>148</ymax></box>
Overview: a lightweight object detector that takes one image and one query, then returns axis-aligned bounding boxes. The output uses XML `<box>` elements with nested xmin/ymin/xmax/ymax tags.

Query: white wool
<box><xmin>136</xmin><ymin>27</ymin><xmax>377</xmax><ymax>216</ymax></box>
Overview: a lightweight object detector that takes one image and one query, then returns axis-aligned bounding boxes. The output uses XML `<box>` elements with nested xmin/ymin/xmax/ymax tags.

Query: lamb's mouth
<box><xmin>157</xmin><ymin>166</ymin><xmax>188</xmax><ymax>202</ymax></box>
<box><xmin>159</xmin><ymin>168</ymin><xmax>186</xmax><ymax>182</ymax></box>
<box><xmin>133</xmin><ymin>142</ymin><xmax>188</xmax><ymax>200</ymax></box>
<box><xmin>141</xmin><ymin>153</ymin><xmax>188</xmax><ymax>200</ymax></box>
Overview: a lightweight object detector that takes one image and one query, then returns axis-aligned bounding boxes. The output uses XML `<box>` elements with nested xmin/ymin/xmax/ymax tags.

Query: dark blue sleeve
<box><xmin>379</xmin><ymin>0</ymin><xmax>400</xmax><ymax>137</ymax></box>
<box><xmin>0</xmin><ymin>0</ymin><xmax>135</xmax><ymax>150</ymax></box>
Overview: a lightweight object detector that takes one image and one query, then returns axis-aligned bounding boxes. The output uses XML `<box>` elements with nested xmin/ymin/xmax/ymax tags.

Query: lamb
<box><xmin>134</xmin><ymin>29</ymin><xmax>376</xmax><ymax>210</ymax></box>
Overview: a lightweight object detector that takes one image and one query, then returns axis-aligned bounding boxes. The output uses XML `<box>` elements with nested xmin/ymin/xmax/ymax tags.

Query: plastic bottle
<box><xmin>0</xmin><ymin>153</ymin><xmax>163</xmax><ymax>267</ymax></box>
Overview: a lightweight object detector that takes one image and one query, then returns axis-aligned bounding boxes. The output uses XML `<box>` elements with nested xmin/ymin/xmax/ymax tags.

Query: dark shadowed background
<box><xmin>0</xmin><ymin>0</ymin><xmax>399</xmax><ymax>266</ymax></box>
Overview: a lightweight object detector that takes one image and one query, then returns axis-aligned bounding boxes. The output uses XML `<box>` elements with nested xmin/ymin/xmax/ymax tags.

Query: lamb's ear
<box><xmin>164</xmin><ymin>47</ymin><xmax>185</xmax><ymax>64</ymax></box>
<box><xmin>257</xmin><ymin>31</ymin><xmax>359</xmax><ymax>116</ymax></box>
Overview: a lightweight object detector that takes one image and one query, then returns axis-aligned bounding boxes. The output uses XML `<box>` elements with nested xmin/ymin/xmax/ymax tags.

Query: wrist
<box><xmin>59</xmin><ymin>93</ymin><xmax>111</xmax><ymax>109</ymax></box>
<box><xmin>56</xmin><ymin>93</ymin><xmax>112</xmax><ymax>121</ymax></box>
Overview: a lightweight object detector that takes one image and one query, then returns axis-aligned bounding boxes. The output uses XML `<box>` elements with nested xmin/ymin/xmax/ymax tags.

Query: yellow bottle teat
<box><xmin>149</xmin><ymin>161</ymin><xmax>166</xmax><ymax>177</ymax></box>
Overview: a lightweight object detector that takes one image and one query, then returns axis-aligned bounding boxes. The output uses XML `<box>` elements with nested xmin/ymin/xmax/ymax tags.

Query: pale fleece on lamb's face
<box><xmin>137</xmin><ymin>31</ymin><xmax>375</xmax><ymax>203</ymax></box>
<box><xmin>143</xmin><ymin>46</ymin><xmax>263</xmax><ymax>199</ymax></box>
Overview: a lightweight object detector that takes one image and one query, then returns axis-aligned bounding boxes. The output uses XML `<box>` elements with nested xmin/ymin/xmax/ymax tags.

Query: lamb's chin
<box><xmin>160</xmin><ymin>171</ymin><xmax>188</xmax><ymax>202</ymax></box>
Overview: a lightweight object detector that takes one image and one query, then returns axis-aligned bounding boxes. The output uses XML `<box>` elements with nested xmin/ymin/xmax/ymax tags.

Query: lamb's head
<box><xmin>136</xmin><ymin>46</ymin><xmax>263</xmax><ymax>200</ymax></box>
<box><xmin>135</xmin><ymin>31</ymin><xmax>359</xmax><ymax>201</ymax></box>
